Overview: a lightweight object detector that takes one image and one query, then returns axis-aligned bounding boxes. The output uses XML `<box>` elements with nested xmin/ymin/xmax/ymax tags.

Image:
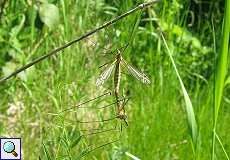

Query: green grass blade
<box><xmin>212</xmin><ymin>0</ymin><xmax>230</xmax><ymax>159</ymax></box>
<box><xmin>42</xmin><ymin>142</ymin><xmax>52</xmax><ymax>160</ymax></box>
<box><xmin>70</xmin><ymin>136</ymin><xmax>82</xmax><ymax>148</ymax></box>
<box><xmin>215</xmin><ymin>132</ymin><xmax>230</xmax><ymax>160</ymax></box>
<box><xmin>125</xmin><ymin>151</ymin><xmax>141</xmax><ymax>160</ymax></box>
<box><xmin>161</xmin><ymin>33</ymin><xmax>198</xmax><ymax>146</ymax></box>
<box><xmin>214</xmin><ymin>0</ymin><xmax>230</xmax><ymax>122</ymax></box>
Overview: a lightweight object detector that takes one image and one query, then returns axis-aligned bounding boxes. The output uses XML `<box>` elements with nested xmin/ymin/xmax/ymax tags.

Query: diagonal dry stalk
<box><xmin>0</xmin><ymin>0</ymin><xmax>160</xmax><ymax>83</ymax></box>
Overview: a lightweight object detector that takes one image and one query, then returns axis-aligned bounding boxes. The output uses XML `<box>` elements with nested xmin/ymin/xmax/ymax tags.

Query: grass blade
<box><xmin>161</xmin><ymin>33</ymin><xmax>198</xmax><ymax>147</ymax></box>
<box><xmin>213</xmin><ymin>0</ymin><xmax>230</xmax><ymax>122</ymax></box>
<box><xmin>42</xmin><ymin>142</ymin><xmax>52</xmax><ymax>160</ymax></box>
<box><xmin>125</xmin><ymin>151</ymin><xmax>141</xmax><ymax>160</ymax></box>
<box><xmin>212</xmin><ymin>0</ymin><xmax>230</xmax><ymax>159</ymax></box>
<box><xmin>215</xmin><ymin>132</ymin><xmax>230</xmax><ymax>160</ymax></box>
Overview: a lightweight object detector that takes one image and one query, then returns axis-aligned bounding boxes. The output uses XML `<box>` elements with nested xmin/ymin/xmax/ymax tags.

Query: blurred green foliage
<box><xmin>0</xmin><ymin>0</ymin><xmax>228</xmax><ymax>159</ymax></box>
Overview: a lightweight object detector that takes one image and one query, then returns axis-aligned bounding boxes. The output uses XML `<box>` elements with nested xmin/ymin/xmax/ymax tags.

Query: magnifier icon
<box><xmin>3</xmin><ymin>141</ymin><xmax>18</xmax><ymax>157</ymax></box>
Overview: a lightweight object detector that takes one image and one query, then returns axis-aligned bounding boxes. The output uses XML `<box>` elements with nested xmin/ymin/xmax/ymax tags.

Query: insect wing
<box><xmin>96</xmin><ymin>62</ymin><xmax>115</xmax><ymax>86</ymax></box>
<box><xmin>122</xmin><ymin>60</ymin><xmax>150</xmax><ymax>84</ymax></box>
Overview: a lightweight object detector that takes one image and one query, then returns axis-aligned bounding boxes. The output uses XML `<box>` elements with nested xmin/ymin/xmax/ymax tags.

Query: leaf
<box><xmin>125</xmin><ymin>152</ymin><xmax>141</xmax><ymax>160</ymax></box>
<box><xmin>214</xmin><ymin>0</ymin><xmax>230</xmax><ymax>119</ymax></box>
<box><xmin>39</xmin><ymin>3</ymin><xmax>60</xmax><ymax>28</ymax></box>
<box><xmin>161</xmin><ymin>33</ymin><xmax>198</xmax><ymax>147</ymax></box>
<box><xmin>10</xmin><ymin>14</ymin><xmax>25</xmax><ymax>38</ymax></box>
<box><xmin>212</xmin><ymin>0</ymin><xmax>230</xmax><ymax>158</ymax></box>
<box><xmin>42</xmin><ymin>142</ymin><xmax>52</xmax><ymax>160</ymax></box>
<box><xmin>76</xmin><ymin>148</ymin><xmax>90</xmax><ymax>159</ymax></box>
<box><xmin>70</xmin><ymin>136</ymin><xmax>82</xmax><ymax>148</ymax></box>
<box><xmin>8</xmin><ymin>14</ymin><xmax>25</xmax><ymax>54</ymax></box>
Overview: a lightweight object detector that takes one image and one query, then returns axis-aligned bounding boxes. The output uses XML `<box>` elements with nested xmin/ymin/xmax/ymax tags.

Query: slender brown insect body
<box><xmin>96</xmin><ymin>47</ymin><xmax>150</xmax><ymax>125</ymax></box>
<box><xmin>113</xmin><ymin>51</ymin><xmax>127</xmax><ymax>123</ymax></box>
<box><xmin>114</xmin><ymin>52</ymin><xmax>122</xmax><ymax>98</ymax></box>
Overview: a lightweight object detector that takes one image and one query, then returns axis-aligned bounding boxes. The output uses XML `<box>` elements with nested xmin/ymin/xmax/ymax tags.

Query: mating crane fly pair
<box><xmin>95</xmin><ymin>45</ymin><xmax>151</xmax><ymax>125</ymax></box>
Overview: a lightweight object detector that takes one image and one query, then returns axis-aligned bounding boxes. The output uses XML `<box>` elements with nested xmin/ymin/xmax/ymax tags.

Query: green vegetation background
<box><xmin>0</xmin><ymin>0</ymin><xmax>229</xmax><ymax>159</ymax></box>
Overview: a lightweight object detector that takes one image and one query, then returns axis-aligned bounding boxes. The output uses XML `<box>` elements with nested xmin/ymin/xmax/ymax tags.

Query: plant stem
<box><xmin>0</xmin><ymin>0</ymin><xmax>160</xmax><ymax>83</ymax></box>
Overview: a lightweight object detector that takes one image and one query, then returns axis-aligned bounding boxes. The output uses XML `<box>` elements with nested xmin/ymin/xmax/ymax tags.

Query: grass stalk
<box><xmin>215</xmin><ymin>132</ymin><xmax>230</xmax><ymax>160</ymax></box>
<box><xmin>161</xmin><ymin>33</ymin><xmax>198</xmax><ymax>151</ymax></box>
<box><xmin>212</xmin><ymin>0</ymin><xmax>230</xmax><ymax>159</ymax></box>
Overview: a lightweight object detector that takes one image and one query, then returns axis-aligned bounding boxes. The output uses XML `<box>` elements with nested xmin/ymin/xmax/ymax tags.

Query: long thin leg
<box><xmin>73</xmin><ymin>97</ymin><xmax>129</xmax><ymax>110</ymax></box>
<box><xmin>77</xmin><ymin>128</ymin><xmax>120</xmax><ymax>158</ymax></box>
<box><xmin>122</xmin><ymin>98</ymin><xmax>130</xmax><ymax>126</ymax></box>
<box><xmin>123</xmin><ymin>119</ymin><xmax>129</xmax><ymax>126</ymax></box>
<box><xmin>81</xmin><ymin>127</ymin><xmax>118</xmax><ymax>137</ymax></box>
<box><xmin>99</xmin><ymin>61</ymin><xmax>113</xmax><ymax>69</ymax></box>
<box><xmin>48</xmin><ymin>91</ymin><xmax>112</xmax><ymax>115</ymax></box>
<box><xmin>78</xmin><ymin>117</ymin><xmax>117</xmax><ymax>123</ymax></box>
<box><xmin>81</xmin><ymin>139</ymin><xmax>120</xmax><ymax>158</ymax></box>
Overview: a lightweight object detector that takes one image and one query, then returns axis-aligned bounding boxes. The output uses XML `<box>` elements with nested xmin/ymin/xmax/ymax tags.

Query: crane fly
<box><xmin>96</xmin><ymin>48</ymin><xmax>150</xmax><ymax>125</ymax></box>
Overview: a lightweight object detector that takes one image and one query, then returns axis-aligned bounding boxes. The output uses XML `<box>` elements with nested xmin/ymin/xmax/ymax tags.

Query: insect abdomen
<box><xmin>114</xmin><ymin>61</ymin><xmax>121</xmax><ymax>98</ymax></box>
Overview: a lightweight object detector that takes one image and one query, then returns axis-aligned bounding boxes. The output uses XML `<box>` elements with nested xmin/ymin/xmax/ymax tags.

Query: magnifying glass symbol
<box><xmin>3</xmin><ymin>141</ymin><xmax>18</xmax><ymax>157</ymax></box>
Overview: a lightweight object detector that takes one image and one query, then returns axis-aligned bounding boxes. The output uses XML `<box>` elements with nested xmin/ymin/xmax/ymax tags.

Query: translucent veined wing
<box><xmin>96</xmin><ymin>61</ymin><xmax>116</xmax><ymax>86</ymax></box>
<box><xmin>122</xmin><ymin>59</ymin><xmax>151</xmax><ymax>84</ymax></box>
